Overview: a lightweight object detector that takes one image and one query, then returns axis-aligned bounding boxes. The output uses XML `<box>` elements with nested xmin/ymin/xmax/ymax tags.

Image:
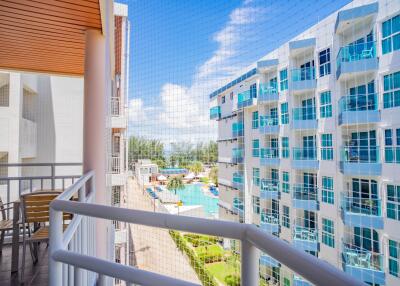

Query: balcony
<box><xmin>292</xmin><ymin>147</ymin><xmax>319</xmax><ymax>170</ymax></box>
<box><xmin>210</xmin><ymin>106</ymin><xmax>221</xmax><ymax>120</ymax></box>
<box><xmin>259</xmin><ymin>115</ymin><xmax>279</xmax><ymax>134</ymax></box>
<box><xmin>20</xmin><ymin>118</ymin><xmax>37</xmax><ymax>158</ymax></box>
<box><xmin>336</xmin><ymin>41</ymin><xmax>378</xmax><ymax>80</ymax></box>
<box><xmin>384</xmin><ymin>146</ymin><xmax>400</xmax><ymax>164</ymax></box>
<box><xmin>341</xmin><ymin>195</ymin><xmax>383</xmax><ymax>229</ymax></box>
<box><xmin>292</xmin><ymin>225</ymin><xmax>319</xmax><ymax>252</ymax></box>
<box><xmin>294</xmin><ymin>275</ymin><xmax>312</xmax><ymax>286</ymax></box>
<box><xmin>232</xmin><ymin>172</ymin><xmax>244</xmax><ymax>191</ymax></box>
<box><xmin>260</xmin><ymin>210</ymin><xmax>280</xmax><ymax>234</ymax></box>
<box><xmin>292</xmin><ymin>184</ymin><xmax>319</xmax><ymax>211</ymax></box>
<box><xmin>260</xmin><ymin>253</ymin><xmax>279</xmax><ymax>268</ymax></box>
<box><xmin>338</xmin><ymin>94</ymin><xmax>380</xmax><ymax>125</ymax></box>
<box><xmin>340</xmin><ymin>146</ymin><xmax>381</xmax><ymax>175</ymax></box>
<box><xmin>260</xmin><ymin>148</ymin><xmax>279</xmax><ymax>167</ymax></box>
<box><xmin>111</xmin><ymin>96</ymin><xmax>127</xmax><ymax>129</ymax></box>
<box><xmin>232</xmin><ymin>197</ymin><xmax>244</xmax><ymax>215</ymax></box>
<box><xmin>237</xmin><ymin>90</ymin><xmax>255</xmax><ymax>109</ymax></box>
<box><xmin>290</xmin><ymin>67</ymin><xmax>316</xmax><ymax>93</ymax></box>
<box><xmin>258</xmin><ymin>83</ymin><xmax>278</xmax><ymax>103</ymax></box>
<box><xmin>232</xmin><ymin>147</ymin><xmax>244</xmax><ymax>164</ymax></box>
<box><xmin>292</xmin><ymin>107</ymin><xmax>317</xmax><ymax>130</ymax></box>
<box><xmin>342</xmin><ymin>243</ymin><xmax>385</xmax><ymax>285</ymax></box>
<box><xmin>232</xmin><ymin>122</ymin><xmax>244</xmax><ymax>138</ymax></box>
<box><xmin>260</xmin><ymin>179</ymin><xmax>279</xmax><ymax>200</ymax></box>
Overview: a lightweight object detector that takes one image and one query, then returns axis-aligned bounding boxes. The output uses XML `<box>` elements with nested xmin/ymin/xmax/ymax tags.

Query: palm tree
<box><xmin>189</xmin><ymin>161</ymin><xmax>203</xmax><ymax>176</ymax></box>
<box><xmin>167</xmin><ymin>176</ymin><xmax>184</xmax><ymax>195</ymax></box>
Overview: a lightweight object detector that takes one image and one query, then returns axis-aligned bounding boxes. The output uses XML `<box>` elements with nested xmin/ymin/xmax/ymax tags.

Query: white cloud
<box><xmin>131</xmin><ymin>0</ymin><xmax>266</xmax><ymax>143</ymax></box>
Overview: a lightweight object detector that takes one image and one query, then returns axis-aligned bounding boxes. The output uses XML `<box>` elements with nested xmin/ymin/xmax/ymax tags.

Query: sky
<box><xmin>118</xmin><ymin>0</ymin><xmax>351</xmax><ymax>146</ymax></box>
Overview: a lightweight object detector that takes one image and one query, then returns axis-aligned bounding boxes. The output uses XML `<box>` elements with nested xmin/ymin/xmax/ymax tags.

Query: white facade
<box><xmin>211</xmin><ymin>1</ymin><xmax>400</xmax><ymax>285</ymax></box>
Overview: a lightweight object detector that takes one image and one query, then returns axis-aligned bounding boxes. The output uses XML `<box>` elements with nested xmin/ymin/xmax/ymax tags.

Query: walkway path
<box><xmin>127</xmin><ymin>177</ymin><xmax>201</xmax><ymax>284</ymax></box>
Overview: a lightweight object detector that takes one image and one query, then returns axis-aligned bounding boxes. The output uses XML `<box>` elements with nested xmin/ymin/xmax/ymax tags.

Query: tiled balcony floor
<box><xmin>0</xmin><ymin>243</ymin><xmax>48</xmax><ymax>286</ymax></box>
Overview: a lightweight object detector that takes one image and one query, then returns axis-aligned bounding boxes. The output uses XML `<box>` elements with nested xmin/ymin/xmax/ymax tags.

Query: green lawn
<box><xmin>206</xmin><ymin>261</ymin><xmax>240</xmax><ymax>285</ymax></box>
<box><xmin>195</xmin><ymin>244</ymin><xmax>224</xmax><ymax>256</ymax></box>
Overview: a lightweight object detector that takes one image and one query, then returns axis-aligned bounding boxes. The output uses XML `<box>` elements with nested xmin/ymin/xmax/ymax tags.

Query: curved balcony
<box><xmin>258</xmin><ymin>83</ymin><xmax>278</xmax><ymax>103</ymax></box>
<box><xmin>342</xmin><ymin>242</ymin><xmax>385</xmax><ymax>285</ymax></box>
<box><xmin>339</xmin><ymin>146</ymin><xmax>381</xmax><ymax>175</ymax></box>
<box><xmin>292</xmin><ymin>225</ymin><xmax>319</xmax><ymax>252</ymax></box>
<box><xmin>260</xmin><ymin>179</ymin><xmax>279</xmax><ymax>200</ymax></box>
<box><xmin>341</xmin><ymin>194</ymin><xmax>383</xmax><ymax>229</ymax></box>
<box><xmin>292</xmin><ymin>184</ymin><xmax>319</xmax><ymax>211</ymax></box>
<box><xmin>260</xmin><ymin>210</ymin><xmax>280</xmax><ymax>234</ymax></box>
<box><xmin>291</xmin><ymin>67</ymin><xmax>316</xmax><ymax>92</ymax></box>
<box><xmin>259</xmin><ymin>115</ymin><xmax>279</xmax><ymax>134</ymax></box>
<box><xmin>336</xmin><ymin>41</ymin><xmax>378</xmax><ymax>80</ymax></box>
<box><xmin>260</xmin><ymin>148</ymin><xmax>279</xmax><ymax>167</ymax></box>
<box><xmin>237</xmin><ymin>90</ymin><xmax>255</xmax><ymax>109</ymax></box>
<box><xmin>292</xmin><ymin>147</ymin><xmax>319</xmax><ymax>170</ymax></box>
<box><xmin>292</xmin><ymin>107</ymin><xmax>317</xmax><ymax>130</ymax></box>
<box><xmin>338</xmin><ymin>93</ymin><xmax>379</xmax><ymax>125</ymax></box>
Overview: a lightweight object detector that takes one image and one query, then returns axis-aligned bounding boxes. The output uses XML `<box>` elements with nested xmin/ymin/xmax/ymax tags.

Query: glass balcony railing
<box><xmin>293</xmin><ymin>226</ymin><xmax>318</xmax><ymax>242</ymax></box>
<box><xmin>342</xmin><ymin>243</ymin><xmax>383</xmax><ymax>272</ymax></box>
<box><xmin>339</xmin><ymin>93</ymin><xmax>377</xmax><ymax>113</ymax></box>
<box><xmin>293</xmin><ymin>184</ymin><xmax>318</xmax><ymax>201</ymax></box>
<box><xmin>233</xmin><ymin>197</ymin><xmax>244</xmax><ymax>214</ymax></box>
<box><xmin>385</xmin><ymin>146</ymin><xmax>400</xmax><ymax>163</ymax></box>
<box><xmin>340</xmin><ymin>146</ymin><xmax>380</xmax><ymax>163</ymax></box>
<box><xmin>259</xmin><ymin>115</ymin><xmax>278</xmax><ymax>126</ymax></box>
<box><xmin>232</xmin><ymin>122</ymin><xmax>244</xmax><ymax>137</ymax></box>
<box><xmin>341</xmin><ymin>195</ymin><xmax>381</xmax><ymax>217</ymax></box>
<box><xmin>233</xmin><ymin>172</ymin><xmax>244</xmax><ymax>184</ymax></box>
<box><xmin>336</xmin><ymin>41</ymin><xmax>376</xmax><ymax>70</ymax></box>
<box><xmin>293</xmin><ymin>107</ymin><xmax>316</xmax><ymax>121</ymax></box>
<box><xmin>261</xmin><ymin>179</ymin><xmax>279</xmax><ymax>193</ymax></box>
<box><xmin>291</xmin><ymin>67</ymin><xmax>315</xmax><ymax>81</ymax></box>
<box><xmin>259</xmin><ymin>83</ymin><xmax>278</xmax><ymax>96</ymax></box>
<box><xmin>292</xmin><ymin>147</ymin><xmax>317</xmax><ymax>160</ymax></box>
<box><xmin>261</xmin><ymin>211</ymin><xmax>279</xmax><ymax>225</ymax></box>
<box><xmin>209</xmin><ymin>106</ymin><xmax>221</xmax><ymax>119</ymax></box>
<box><xmin>260</xmin><ymin>148</ymin><xmax>279</xmax><ymax>159</ymax></box>
<box><xmin>232</xmin><ymin>147</ymin><xmax>244</xmax><ymax>163</ymax></box>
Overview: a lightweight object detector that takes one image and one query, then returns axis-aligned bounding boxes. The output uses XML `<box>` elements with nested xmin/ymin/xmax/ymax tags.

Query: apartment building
<box><xmin>111</xmin><ymin>2</ymin><xmax>130</xmax><ymax>274</ymax></box>
<box><xmin>210</xmin><ymin>1</ymin><xmax>400</xmax><ymax>285</ymax></box>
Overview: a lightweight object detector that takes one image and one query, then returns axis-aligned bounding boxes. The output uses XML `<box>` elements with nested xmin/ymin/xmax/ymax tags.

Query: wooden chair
<box><xmin>20</xmin><ymin>191</ymin><xmax>71</xmax><ymax>280</ymax></box>
<box><xmin>0</xmin><ymin>196</ymin><xmax>13</xmax><ymax>255</ymax></box>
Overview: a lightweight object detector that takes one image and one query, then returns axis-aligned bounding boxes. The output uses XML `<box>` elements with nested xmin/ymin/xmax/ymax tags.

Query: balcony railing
<box><xmin>261</xmin><ymin>211</ymin><xmax>279</xmax><ymax>225</ymax></box>
<box><xmin>293</xmin><ymin>107</ymin><xmax>316</xmax><ymax>121</ymax></box>
<box><xmin>342</xmin><ymin>243</ymin><xmax>383</xmax><ymax>272</ymax></box>
<box><xmin>339</xmin><ymin>93</ymin><xmax>377</xmax><ymax>112</ymax></box>
<box><xmin>237</xmin><ymin>90</ymin><xmax>255</xmax><ymax>109</ymax></box>
<box><xmin>259</xmin><ymin>115</ymin><xmax>278</xmax><ymax>126</ymax></box>
<box><xmin>111</xmin><ymin>155</ymin><xmax>121</xmax><ymax>174</ymax></box>
<box><xmin>258</xmin><ymin>83</ymin><xmax>278</xmax><ymax>102</ymax></box>
<box><xmin>293</xmin><ymin>184</ymin><xmax>318</xmax><ymax>201</ymax></box>
<box><xmin>292</xmin><ymin>147</ymin><xmax>317</xmax><ymax>160</ymax></box>
<box><xmin>336</xmin><ymin>41</ymin><xmax>376</xmax><ymax>70</ymax></box>
<box><xmin>260</xmin><ymin>179</ymin><xmax>279</xmax><ymax>199</ymax></box>
<box><xmin>291</xmin><ymin>67</ymin><xmax>315</xmax><ymax>81</ymax></box>
<box><xmin>260</xmin><ymin>148</ymin><xmax>279</xmax><ymax>159</ymax></box>
<box><xmin>385</xmin><ymin>146</ymin><xmax>400</xmax><ymax>163</ymax></box>
<box><xmin>341</xmin><ymin>195</ymin><xmax>381</xmax><ymax>217</ymax></box>
<box><xmin>209</xmin><ymin>106</ymin><xmax>221</xmax><ymax>120</ymax></box>
<box><xmin>293</xmin><ymin>225</ymin><xmax>318</xmax><ymax>242</ymax></box>
<box><xmin>49</xmin><ymin>171</ymin><xmax>363</xmax><ymax>286</ymax></box>
<box><xmin>111</xmin><ymin>96</ymin><xmax>122</xmax><ymax>116</ymax></box>
<box><xmin>340</xmin><ymin>146</ymin><xmax>380</xmax><ymax>163</ymax></box>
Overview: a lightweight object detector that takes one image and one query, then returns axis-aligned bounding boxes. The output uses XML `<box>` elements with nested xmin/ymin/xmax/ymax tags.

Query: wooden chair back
<box><xmin>21</xmin><ymin>191</ymin><xmax>71</xmax><ymax>224</ymax></box>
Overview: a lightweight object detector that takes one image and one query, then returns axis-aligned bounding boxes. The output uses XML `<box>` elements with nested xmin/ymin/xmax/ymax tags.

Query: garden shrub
<box><xmin>224</xmin><ymin>274</ymin><xmax>241</xmax><ymax>286</ymax></box>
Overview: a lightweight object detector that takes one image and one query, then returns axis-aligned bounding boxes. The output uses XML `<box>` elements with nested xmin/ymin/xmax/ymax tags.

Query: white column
<box><xmin>83</xmin><ymin>29</ymin><xmax>108</xmax><ymax>260</ymax></box>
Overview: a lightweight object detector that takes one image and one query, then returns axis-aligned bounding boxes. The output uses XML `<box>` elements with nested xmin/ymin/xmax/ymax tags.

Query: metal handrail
<box><xmin>49</xmin><ymin>172</ymin><xmax>365</xmax><ymax>286</ymax></box>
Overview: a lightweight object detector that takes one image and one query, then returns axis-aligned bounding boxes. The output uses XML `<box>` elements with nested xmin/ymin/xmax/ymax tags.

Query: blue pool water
<box><xmin>172</xmin><ymin>183</ymin><xmax>218</xmax><ymax>217</ymax></box>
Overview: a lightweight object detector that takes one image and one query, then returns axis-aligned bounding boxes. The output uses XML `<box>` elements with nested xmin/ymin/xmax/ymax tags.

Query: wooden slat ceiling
<box><xmin>0</xmin><ymin>0</ymin><xmax>102</xmax><ymax>76</ymax></box>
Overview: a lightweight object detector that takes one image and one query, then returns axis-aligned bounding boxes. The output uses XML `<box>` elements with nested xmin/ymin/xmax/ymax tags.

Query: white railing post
<box><xmin>49</xmin><ymin>207</ymin><xmax>63</xmax><ymax>285</ymax></box>
<box><xmin>241</xmin><ymin>239</ymin><xmax>259</xmax><ymax>286</ymax></box>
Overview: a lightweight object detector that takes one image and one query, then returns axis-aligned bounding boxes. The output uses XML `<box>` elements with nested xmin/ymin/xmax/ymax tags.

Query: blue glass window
<box><xmin>387</xmin><ymin>184</ymin><xmax>400</xmax><ymax>220</ymax></box>
<box><xmin>281</xmin><ymin>137</ymin><xmax>289</xmax><ymax>158</ymax></box>
<box><xmin>389</xmin><ymin>239</ymin><xmax>399</xmax><ymax>277</ymax></box>
<box><xmin>279</xmin><ymin>69</ymin><xmax>288</xmax><ymax>91</ymax></box>
<box><xmin>252</xmin><ymin>111</ymin><xmax>259</xmax><ymax>129</ymax></box>
<box><xmin>252</xmin><ymin>139</ymin><xmax>260</xmax><ymax>158</ymax></box>
<box><xmin>282</xmin><ymin>171</ymin><xmax>290</xmax><ymax>194</ymax></box>
<box><xmin>253</xmin><ymin>167</ymin><xmax>260</xmax><ymax>187</ymax></box>
<box><xmin>383</xmin><ymin>71</ymin><xmax>400</xmax><ymax>109</ymax></box>
<box><xmin>321</xmin><ymin>134</ymin><xmax>333</xmax><ymax>160</ymax></box>
<box><xmin>320</xmin><ymin>91</ymin><xmax>332</xmax><ymax>118</ymax></box>
<box><xmin>322</xmin><ymin>176</ymin><xmax>334</xmax><ymax>204</ymax></box>
<box><xmin>382</xmin><ymin>14</ymin><xmax>400</xmax><ymax>55</ymax></box>
<box><xmin>280</xmin><ymin>102</ymin><xmax>289</xmax><ymax>124</ymax></box>
<box><xmin>322</xmin><ymin>218</ymin><xmax>335</xmax><ymax>248</ymax></box>
<box><xmin>282</xmin><ymin>205</ymin><xmax>290</xmax><ymax>228</ymax></box>
<box><xmin>319</xmin><ymin>48</ymin><xmax>331</xmax><ymax>77</ymax></box>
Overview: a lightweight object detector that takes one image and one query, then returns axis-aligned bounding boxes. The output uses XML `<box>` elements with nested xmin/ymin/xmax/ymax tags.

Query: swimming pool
<box><xmin>172</xmin><ymin>183</ymin><xmax>218</xmax><ymax>218</ymax></box>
